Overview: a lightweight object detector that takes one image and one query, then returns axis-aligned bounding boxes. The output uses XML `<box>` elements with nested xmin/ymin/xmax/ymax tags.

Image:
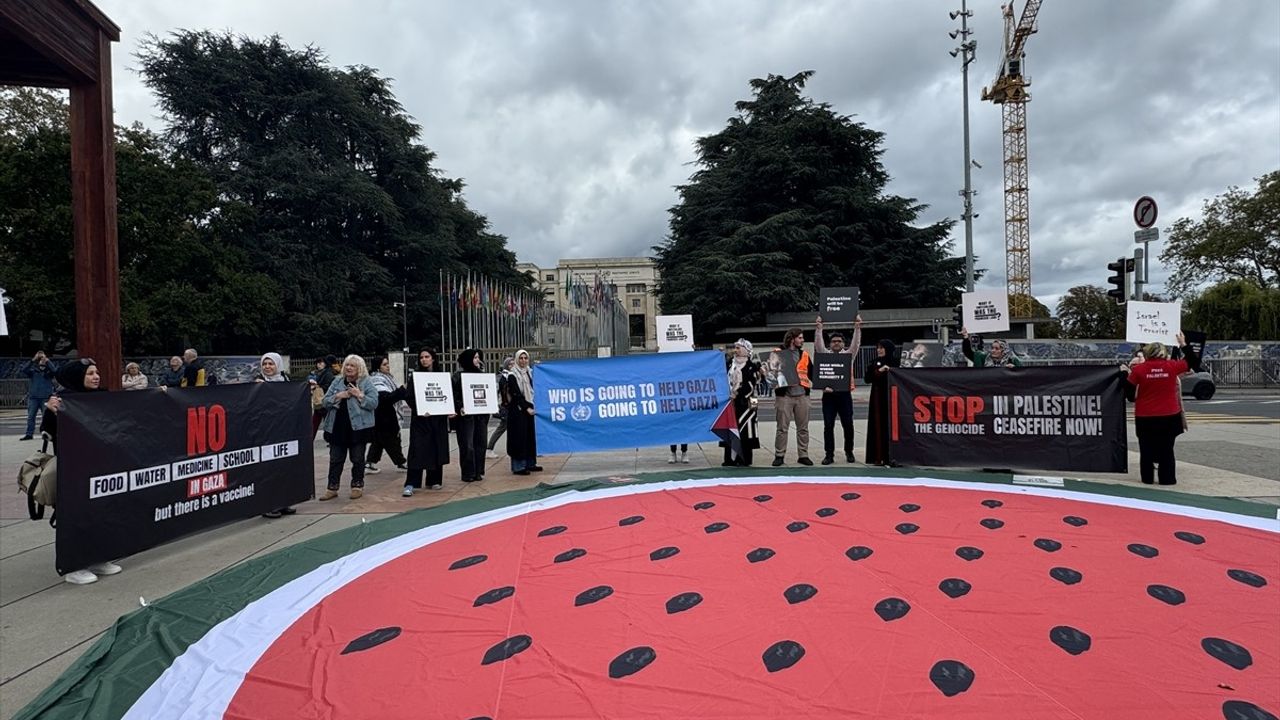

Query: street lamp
<box><xmin>950</xmin><ymin>1</ymin><xmax>978</xmax><ymax>292</ymax></box>
<box><xmin>392</xmin><ymin>284</ymin><xmax>408</xmax><ymax>353</ymax></box>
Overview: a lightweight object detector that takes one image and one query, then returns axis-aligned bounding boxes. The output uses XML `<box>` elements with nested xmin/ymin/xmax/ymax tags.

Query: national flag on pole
<box><xmin>710</xmin><ymin>402</ymin><xmax>742</xmax><ymax>461</ymax></box>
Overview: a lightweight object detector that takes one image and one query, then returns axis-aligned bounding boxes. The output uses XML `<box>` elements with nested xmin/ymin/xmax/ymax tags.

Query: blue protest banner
<box><xmin>533</xmin><ymin>350</ymin><xmax>729</xmax><ymax>453</ymax></box>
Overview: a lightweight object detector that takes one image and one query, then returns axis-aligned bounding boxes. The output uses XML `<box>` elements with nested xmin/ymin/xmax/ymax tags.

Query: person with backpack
<box><xmin>486</xmin><ymin>356</ymin><xmax>515</xmax><ymax>458</ymax></box>
<box><xmin>365</xmin><ymin>356</ymin><xmax>408</xmax><ymax>474</ymax></box>
<box><xmin>39</xmin><ymin>359</ymin><xmax>124</xmax><ymax>585</ymax></box>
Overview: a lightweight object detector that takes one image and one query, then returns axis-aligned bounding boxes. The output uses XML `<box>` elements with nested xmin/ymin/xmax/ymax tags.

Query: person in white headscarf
<box><xmin>255</xmin><ymin>352</ymin><xmax>297</xmax><ymax>518</ymax></box>
<box><xmin>503</xmin><ymin>349</ymin><xmax>541</xmax><ymax>475</ymax></box>
<box><xmin>722</xmin><ymin>339</ymin><xmax>762</xmax><ymax>467</ymax></box>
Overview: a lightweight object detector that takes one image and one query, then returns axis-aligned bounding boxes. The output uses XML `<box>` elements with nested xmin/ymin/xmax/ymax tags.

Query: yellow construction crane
<box><xmin>982</xmin><ymin>0</ymin><xmax>1042</xmax><ymax>318</ymax></box>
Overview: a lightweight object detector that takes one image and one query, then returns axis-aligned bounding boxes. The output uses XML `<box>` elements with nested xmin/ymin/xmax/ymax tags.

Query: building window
<box><xmin>626</xmin><ymin>283</ymin><xmax>646</xmax><ymax>293</ymax></box>
<box><xmin>631</xmin><ymin>298</ymin><xmax>641</xmax><ymax>309</ymax></box>
<box><xmin>545</xmin><ymin>273</ymin><xmax>555</xmax><ymax>281</ymax></box>
<box><xmin>544</xmin><ymin>289</ymin><xmax>554</xmax><ymax>295</ymax></box>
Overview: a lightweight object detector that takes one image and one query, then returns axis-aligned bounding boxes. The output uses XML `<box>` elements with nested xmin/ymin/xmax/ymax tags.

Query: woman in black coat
<box><xmin>394</xmin><ymin>348</ymin><xmax>451</xmax><ymax>495</ymax></box>
<box><xmin>504</xmin><ymin>349</ymin><xmax>541</xmax><ymax>475</ymax></box>
<box><xmin>864</xmin><ymin>339</ymin><xmax>900</xmax><ymax>466</ymax></box>
<box><xmin>721</xmin><ymin>339</ymin><xmax>762</xmax><ymax>467</ymax></box>
<box><xmin>451</xmin><ymin>348</ymin><xmax>489</xmax><ymax>483</ymax></box>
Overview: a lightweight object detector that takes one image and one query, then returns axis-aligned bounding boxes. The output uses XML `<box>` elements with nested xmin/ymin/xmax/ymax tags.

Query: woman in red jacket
<box><xmin>1125</xmin><ymin>332</ymin><xmax>1200</xmax><ymax>485</ymax></box>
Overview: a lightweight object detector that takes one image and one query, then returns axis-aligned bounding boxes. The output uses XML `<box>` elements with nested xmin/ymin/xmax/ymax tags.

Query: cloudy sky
<box><xmin>95</xmin><ymin>0</ymin><xmax>1279</xmax><ymax>308</ymax></box>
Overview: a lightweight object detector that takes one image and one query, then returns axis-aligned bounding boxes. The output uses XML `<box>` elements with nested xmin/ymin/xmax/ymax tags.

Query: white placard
<box><xmin>962</xmin><ymin>290</ymin><xmax>1010</xmax><ymax>334</ymax></box>
<box><xmin>461</xmin><ymin>372</ymin><xmax>499</xmax><ymax>415</ymax></box>
<box><xmin>1126</xmin><ymin>300</ymin><xmax>1182</xmax><ymax>344</ymax></box>
<box><xmin>0</xmin><ymin>287</ymin><xmax>8</xmax><ymax>336</ymax></box>
<box><xmin>412</xmin><ymin>371</ymin><xmax>455</xmax><ymax>416</ymax></box>
<box><xmin>657</xmin><ymin>314</ymin><xmax>694</xmax><ymax>352</ymax></box>
<box><xmin>597</xmin><ymin>346</ymin><xmax>612</xmax><ymax>358</ymax></box>
<box><xmin>1012</xmin><ymin>475</ymin><xmax>1066</xmax><ymax>488</ymax></box>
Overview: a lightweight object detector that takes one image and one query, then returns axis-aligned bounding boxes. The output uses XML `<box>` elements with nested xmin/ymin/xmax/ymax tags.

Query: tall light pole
<box><xmin>951</xmin><ymin>2</ymin><xmax>978</xmax><ymax>292</ymax></box>
<box><xmin>392</xmin><ymin>284</ymin><xmax>408</xmax><ymax>353</ymax></box>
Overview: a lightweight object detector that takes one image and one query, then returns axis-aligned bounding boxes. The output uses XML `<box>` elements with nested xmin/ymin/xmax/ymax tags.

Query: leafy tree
<box><xmin>1055</xmin><ymin>285</ymin><xmax>1124</xmax><ymax>339</ymax></box>
<box><xmin>1162</xmin><ymin>171</ymin><xmax>1280</xmax><ymax>297</ymax></box>
<box><xmin>654</xmin><ymin>72</ymin><xmax>965</xmax><ymax>341</ymax></box>
<box><xmin>1183</xmin><ymin>280</ymin><xmax>1280</xmax><ymax>340</ymax></box>
<box><xmin>1009</xmin><ymin>293</ymin><xmax>1059</xmax><ymax>338</ymax></box>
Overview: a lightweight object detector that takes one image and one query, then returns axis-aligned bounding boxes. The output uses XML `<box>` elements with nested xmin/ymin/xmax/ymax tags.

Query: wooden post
<box><xmin>68</xmin><ymin>29</ymin><xmax>122</xmax><ymax>389</ymax></box>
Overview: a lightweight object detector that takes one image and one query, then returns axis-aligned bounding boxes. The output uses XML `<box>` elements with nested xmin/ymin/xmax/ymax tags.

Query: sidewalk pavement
<box><xmin>1</xmin><ymin>410</ymin><xmax>1277</xmax><ymax>718</ymax></box>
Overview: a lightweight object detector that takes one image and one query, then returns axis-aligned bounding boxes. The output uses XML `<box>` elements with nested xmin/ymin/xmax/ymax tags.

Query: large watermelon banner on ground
<box><xmin>888</xmin><ymin>366</ymin><xmax>1127</xmax><ymax>472</ymax></box>
<box><xmin>55</xmin><ymin>383</ymin><xmax>314</xmax><ymax>574</ymax></box>
<box><xmin>533</xmin><ymin>350</ymin><xmax>728</xmax><ymax>453</ymax></box>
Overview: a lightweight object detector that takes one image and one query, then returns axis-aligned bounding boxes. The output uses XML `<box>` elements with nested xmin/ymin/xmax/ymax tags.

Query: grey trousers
<box><xmin>774</xmin><ymin>393</ymin><xmax>811</xmax><ymax>459</ymax></box>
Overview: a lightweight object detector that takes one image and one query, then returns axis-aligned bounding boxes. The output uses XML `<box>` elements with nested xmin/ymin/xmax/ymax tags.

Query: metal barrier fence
<box><xmin>1204</xmin><ymin>358</ymin><xmax>1280</xmax><ymax>388</ymax></box>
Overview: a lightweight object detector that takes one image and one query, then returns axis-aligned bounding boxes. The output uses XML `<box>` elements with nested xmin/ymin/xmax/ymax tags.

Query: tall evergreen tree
<box><xmin>654</xmin><ymin>72</ymin><xmax>964</xmax><ymax>341</ymax></box>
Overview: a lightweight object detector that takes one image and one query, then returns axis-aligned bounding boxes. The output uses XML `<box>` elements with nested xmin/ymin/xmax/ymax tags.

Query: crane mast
<box><xmin>981</xmin><ymin>0</ymin><xmax>1042</xmax><ymax>318</ymax></box>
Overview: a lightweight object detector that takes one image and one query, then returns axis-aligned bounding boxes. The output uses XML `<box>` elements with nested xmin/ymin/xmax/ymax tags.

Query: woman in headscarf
<box><xmin>504</xmin><ymin>349</ymin><xmax>541</xmax><ymax>475</ymax></box>
<box><xmin>1126</xmin><ymin>333</ymin><xmax>1199</xmax><ymax>485</ymax></box>
<box><xmin>254</xmin><ymin>352</ymin><xmax>298</xmax><ymax>519</ymax></box>
<box><xmin>318</xmin><ymin>354</ymin><xmax>379</xmax><ymax>501</ymax></box>
<box><xmin>395</xmin><ymin>347</ymin><xmax>451</xmax><ymax>495</ymax></box>
<box><xmin>452</xmin><ymin>348</ymin><xmax>490</xmax><ymax>482</ymax></box>
<box><xmin>121</xmin><ymin>362</ymin><xmax>149</xmax><ymax>390</ymax></box>
<box><xmin>364</xmin><ymin>356</ymin><xmax>407</xmax><ymax>474</ymax></box>
<box><xmin>864</xmin><ymin>338</ymin><xmax>900</xmax><ymax>466</ymax></box>
<box><xmin>40</xmin><ymin>359</ymin><xmax>125</xmax><ymax>585</ymax></box>
<box><xmin>721</xmin><ymin>339</ymin><xmax>762</xmax><ymax>467</ymax></box>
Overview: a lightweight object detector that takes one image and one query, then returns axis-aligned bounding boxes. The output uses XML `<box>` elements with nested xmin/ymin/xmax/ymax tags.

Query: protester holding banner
<box><xmin>814</xmin><ymin>315</ymin><xmax>862</xmax><ymax>464</ymax></box>
<box><xmin>771</xmin><ymin>328</ymin><xmax>814</xmax><ymax>467</ymax></box>
<box><xmin>253</xmin><ymin>352</ymin><xmax>300</xmax><ymax>519</ymax></box>
<box><xmin>452</xmin><ymin>349</ymin><xmax>490</xmax><ymax>482</ymax></box>
<box><xmin>1126</xmin><ymin>333</ymin><xmax>1200</xmax><ymax>486</ymax></box>
<box><xmin>39</xmin><ymin>359</ymin><xmax>125</xmax><ymax>585</ymax></box>
<box><xmin>364</xmin><ymin>356</ymin><xmax>407</xmax><ymax>474</ymax></box>
<box><xmin>722</xmin><ymin>339</ymin><xmax>762</xmax><ymax>467</ymax></box>
<box><xmin>864</xmin><ymin>339</ymin><xmax>899</xmax><ymax>466</ymax></box>
<box><xmin>960</xmin><ymin>331</ymin><xmax>1022</xmax><ymax>368</ymax></box>
<box><xmin>318</xmin><ymin>355</ymin><xmax>379</xmax><ymax>501</ymax></box>
<box><xmin>504</xmin><ymin>349</ymin><xmax>542</xmax><ymax>475</ymax></box>
<box><xmin>486</xmin><ymin>356</ymin><xmax>515</xmax><ymax>458</ymax></box>
<box><xmin>396</xmin><ymin>348</ymin><xmax>451</xmax><ymax>494</ymax></box>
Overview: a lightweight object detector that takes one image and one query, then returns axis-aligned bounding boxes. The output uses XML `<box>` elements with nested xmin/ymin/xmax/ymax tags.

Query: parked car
<box><xmin>1181</xmin><ymin>371</ymin><xmax>1216</xmax><ymax>400</ymax></box>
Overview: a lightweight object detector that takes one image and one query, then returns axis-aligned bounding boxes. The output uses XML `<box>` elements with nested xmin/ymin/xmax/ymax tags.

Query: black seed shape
<box><xmin>1050</xmin><ymin>567</ymin><xmax>1083</xmax><ymax>585</ymax></box>
<box><xmin>1049</xmin><ymin>625</ymin><xmax>1092</xmax><ymax>655</ymax></box>
<box><xmin>787</xmin><ymin>521</ymin><xmax>810</xmax><ymax>533</ymax></box>
<box><xmin>449</xmin><ymin>554</ymin><xmax>487</xmax><ymax>570</ymax></box>
<box><xmin>1174</xmin><ymin>531</ymin><xmax>1205</xmax><ymax>545</ymax></box>
<box><xmin>704</xmin><ymin>522</ymin><xmax>730</xmax><ymax>534</ymax></box>
<box><xmin>980</xmin><ymin>518</ymin><xmax>1004</xmax><ymax>530</ymax></box>
<box><xmin>608</xmin><ymin>646</ymin><xmax>657</xmax><ymax>679</ymax></box>
<box><xmin>1147</xmin><ymin>584</ymin><xmax>1185</xmax><ymax>605</ymax></box>
<box><xmin>474</xmin><ymin>586</ymin><xmax>515</xmax><ymax>607</ymax></box>
<box><xmin>841</xmin><ymin>492</ymin><xmax>861</xmax><ymax>501</ymax></box>
<box><xmin>537</xmin><ymin>525</ymin><xmax>567</xmax><ymax>537</ymax></box>
<box><xmin>874</xmin><ymin>597</ymin><xmax>911</xmax><ymax>622</ymax></box>
<box><xmin>845</xmin><ymin>545</ymin><xmax>874</xmax><ymax>561</ymax></box>
<box><xmin>815</xmin><ymin>507</ymin><xmax>838</xmax><ymax>518</ymax></box>
<box><xmin>753</xmin><ymin>494</ymin><xmax>773</xmax><ymax>503</ymax></box>
<box><xmin>1203</xmin><ymin>637</ymin><xmax>1254</xmax><ymax>671</ymax></box>
<box><xmin>575</xmin><ymin>585</ymin><xmax>614</xmax><ymax>607</ymax></box>
<box><xmin>1128</xmin><ymin>543</ymin><xmax>1159</xmax><ymax>559</ymax></box>
<box><xmin>981</xmin><ymin>499</ymin><xmax>1003</xmax><ymax>508</ymax></box>
<box><xmin>955</xmin><ymin>546</ymin><xmax>984</xmax><ymax>561</ymax></box>
<box><xmin>929</xmin><ymin>659</ymin><xmax>975</xmax><ymax>697</ymax></box>
<box><xmin>341</xmin><ymin>626</ymin><xmax>401</xmax><ymax>655</ymax></box>
<box><xmin>784</xmin><ymin>583</ymin><xmax>818</xmax><ymax>605</ymax></box>
<box><xmin>939</xmin><ymin>578</ymin><xmax>972</xmax><ymax>598</ymax></box>
<box><xmin>899</xmin><ymin>503</ymin><xmax>921</xmax><ymax>513</ymax></box>
<box><xmin>649</xmin><ymin>546</ymin><xmax>680</xmax><ymax>561</ymax></box>
<box><xmin>480</xmin><ymin>635</ymin><xmax>532</xmax><ymax>665</ymax></box>
<box><xmin>467</xmin><ymin>717</ymin><xmax>493</xmax><ymax>720</ymax></box>
<box><xmin>1228</xmin><ymin>569</ymin><xmax>1267</xmax><ymax>588</ymax></box>
<box><xmin>1062</xmin><ymin>515</ymin><xmax>1088</xmax><ymax>527</ymax></box>
<box><xmin>554</xmin><ymin>548</ymin><xmax>587</xmax><ymax>563</ymax></box>
<box><xmin>747</xmin><ymin>547</ymin><xmax>776</xmax><ymax>563</ymax></box>
<box><xmin>1034</xmin><ymin>538</ymin><xmax>1062</xmax><ymax>553</ymax></box>
<box><xmin>619</xmin><ymin>515</ymin><xmax>644</xmax><ymax>527</ymax></box>
<box><xmin>693</xmin><ymin>501</ymin><xmax>715</xmax><ymax>510</ymax></box>
<box><xmin>762</xmin><ymin>640</ymin><xmax>805</xmax><ymax>673</ymax></box>
<box><xmin>896</xmin><ymin>522</ymin><xmax>919</xmax><ymax>535</ymax></box>
<box><xmin>666</xmin><ymin>591</ymin><xmax>703</xmax><ymax>614</ymax></box>
<box><xmin>1222</xmin><ymin>700</ymin><xmax>1279</xmax><ymax>720</ymax></box>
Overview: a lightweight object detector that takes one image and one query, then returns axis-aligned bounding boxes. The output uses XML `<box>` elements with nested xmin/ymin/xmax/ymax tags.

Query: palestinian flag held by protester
<box><xmin>710</xmin><ymin>402</ymin><xmax>742</xmax><ymax>460</ymax></box>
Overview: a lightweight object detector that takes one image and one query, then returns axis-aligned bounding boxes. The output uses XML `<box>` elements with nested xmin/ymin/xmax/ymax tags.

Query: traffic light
<box><xmin>1107</xmin><ymin>258</ymin><xmax>1127</xmax><ymax>305</ymax></box>
<box><xmin>951</xmin><ymin>304</ymin><xmax>964</xmax><ymax>327</ymax></box>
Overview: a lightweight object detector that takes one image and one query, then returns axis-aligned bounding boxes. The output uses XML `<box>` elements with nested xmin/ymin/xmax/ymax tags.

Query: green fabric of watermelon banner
<box><xmin>888</xmin><ymin>366</ymin><xmax>1128</xmax><ymax>472</ymax></box>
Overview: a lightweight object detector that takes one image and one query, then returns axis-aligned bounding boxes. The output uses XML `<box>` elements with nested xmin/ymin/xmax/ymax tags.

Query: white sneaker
<box><xmin>486</xmin><ymin>450</ymin><xmax>499</xmax><ymax>459</ymax></box>
<box><xmin>668</xmin><ymin>453</ymin><xmax>677</xmax><ymax>464</ymax></box>
<box><xmin>365</xmin><ymin>464</ymin><xmax>381</xmax><ymax>474</ymax></box>
<box><xmin>87</xmin><ymin>561</ymin><xmax>122</xmax><ymax>576</ymax></box>
<box><xmin>680</xmin><ymin>453</ymin><xmax>690</xmax><ymax>464</ymax></box>
<box><xmin>402</xmin><ymin>486</ymin><xmax>414</xmax><ymax>497</ymax></box>
<box><xmin>65</xmin><ymin>569</ymin><xmax>98</xmax><ymax>585</ymax></box>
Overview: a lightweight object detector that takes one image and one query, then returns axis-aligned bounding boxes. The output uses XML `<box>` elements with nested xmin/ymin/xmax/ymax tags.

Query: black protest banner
<box><xmin>55</xmin><ymin>383</ymin><xmax>314</xmax><ymax>574</ymax></box>
<box><xmin>887</xmin><ymin>366</ymin><xmax>1127</xmax><ymax>473</ymax></box>
<box><xmin>819</xmin><ymin>287</ymin><xmax>859</xmax><ymax>324</ymax></box>
<box><xmin>813</xmin><ymin>353</ymin><xmax>853</xmax><ymax>390</ymax></box>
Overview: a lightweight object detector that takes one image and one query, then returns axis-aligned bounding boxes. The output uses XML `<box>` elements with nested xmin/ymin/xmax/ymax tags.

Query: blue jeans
<box><xmin>25</xmin><ymin>396</ymin><xmax>48</xmax><ymax>436</ymax></box>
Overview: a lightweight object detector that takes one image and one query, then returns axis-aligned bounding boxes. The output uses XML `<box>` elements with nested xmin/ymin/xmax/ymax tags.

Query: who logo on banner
<box><xmin>657</xmin><ymin>314</ymin><xmax>695</xmax><ymax>353</ymax></box>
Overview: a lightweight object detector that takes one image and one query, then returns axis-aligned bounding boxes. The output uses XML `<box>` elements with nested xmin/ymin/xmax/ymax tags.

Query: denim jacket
<box><xmin>321</xmin><ymin>375</ymin><xmax>379</xmax><ymax>433</ymax></box>
<box><xmin>22</xmin><ymin>361</ymin><xmax>57</xmax><ymax>399</ymax></box>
